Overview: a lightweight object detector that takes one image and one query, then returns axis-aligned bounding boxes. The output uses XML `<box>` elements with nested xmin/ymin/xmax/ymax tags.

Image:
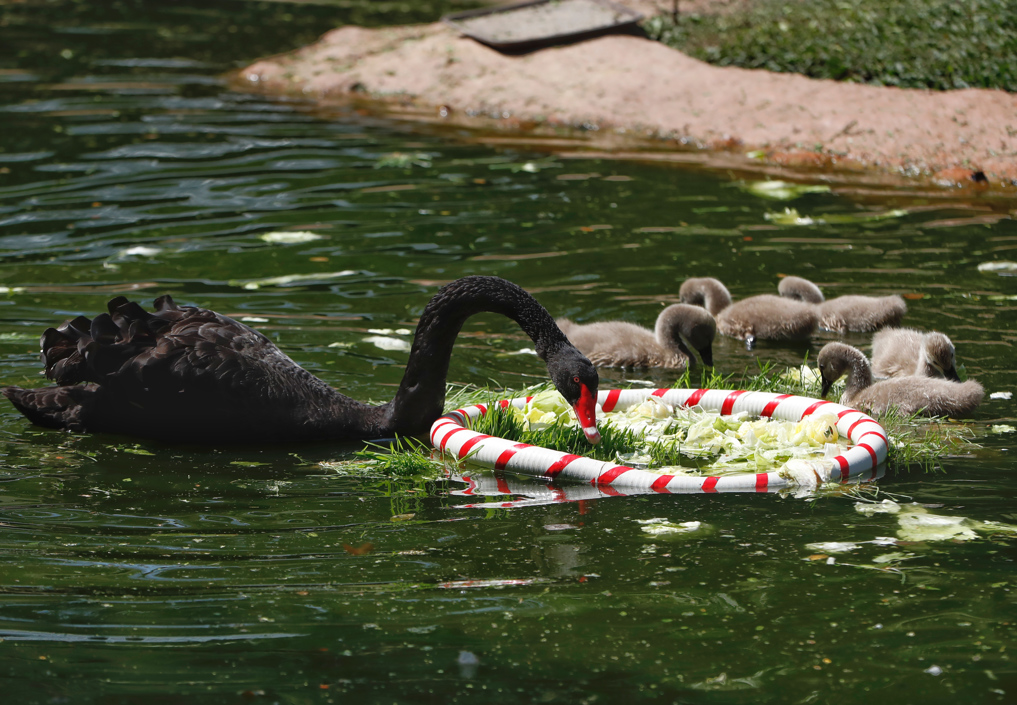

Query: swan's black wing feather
<box><xmin>14</xmin><ymin>296</ymin><xmax>354</xmax><ymax>441</ymax></box>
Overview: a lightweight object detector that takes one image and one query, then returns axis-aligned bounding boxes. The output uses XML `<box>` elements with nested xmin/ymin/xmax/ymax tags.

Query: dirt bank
<box><xmin>238</xmin><ymin>8</ymin><xmax>1017</xmax><ymax>187</ymax></box>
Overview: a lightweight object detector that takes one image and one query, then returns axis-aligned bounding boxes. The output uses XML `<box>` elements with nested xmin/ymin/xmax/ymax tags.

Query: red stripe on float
<box><xmin>494</xmin><ymin>450</ymin><xmax>516</xmax><ymax>470</ymax></box>
<box><xmin>760</xmin><ymin>394</ymin><xmax>791</xmax><ymax>418</ymax></box>
<box><xmin>652</xmin><ymin>388</ymin><xmax>669</xmax><ymax>398</ymax></box>
<box><xmin>721</xmin><ymin>390</ymin><xmax>747</xmax><ymax>415</ymax></box>
<box><xmin>684</xmin><ymin>389</ymin><xmax>708</xmax><ymax>408</ymax></box>
<box><xmin>755</xmin><ymin>473</ymin><xmax>769</xmax><ymax>492</ymax></box>
<box><xmin>545</xmin><ymin>454</ymin><xmax>582</xmax><ymax>479</ymax></box>
<box><xmin>499</xmin><ymin>399</ymin><xmax>510</xmax><ymax>409</ymax></box>
<box><xmin>702</xmin><ymin>476</ymin><xmax>719</xmax><ymax>492</ymax></box>
<box><xmin>476</xmin><ymin>403</ymin><xmax>487</xmax><ymax>416</ymax></box>
<box><xmin>601</xmin><ymin>389</ymin><xmax>622</xmax><ymax>413</ymax></box>
<box><xmin>494</xmin><ymin>442</ymin><xmax>529</xmax><ymax>470</ymax></box>
<box><xmin>495</xmin><ymin>475</ymin><xmax>511</xmax><ymax>495</ymax></box>
<box><xmin>834</xmin><ymin>455</ymin><xmax>850</xmax><ymax>481</ymax></box>
<box><xmin>457</xmin><ymin>434</ymin><xmax>491</xmax><ymax>460</ymax></box>
<box><xmin>430</xmin><ymin>418</ymin><xmax>457</xmax><ymax>443</ymax></box>
<box><xmin>594</xmin><ymin>465</ymin><xmax>632</xmax><ymax>485</ymax></box>
<box><xmin>438</xmin><ymin>426</ymin><xmax>469</xmax><ymax>451</ymax></box>
<box><xmin>525</xmin><ymin>396</ymin><xmax>533</xmax><ymax>403</ymax></box>
<box><xmin>800</xmin><ymin>400</ymin><xmax>830</xmax><ymax>419</ymax></box>
<box><xmin>846</xmin><ymin>417</ymin><xmax>871</xmax><ymax>439</ymax></box>
<box><xmin>858</xmin><ymin>443</ymin><xmax>878</xmax><ymax>469</ymax></box>
<box><xmin>650</xmin><ymin>475</ymin><xmax>673</xmax><ymax>493</ymax></box>
<box><xmin>858</xmin><ymin>430</ymin><xmax>888</xmax><ymax>445</ymax></box>
<box><xmin>837</xmin><ymin>409</ymin><xmax>856</xmax><ymax>420</ymax></box>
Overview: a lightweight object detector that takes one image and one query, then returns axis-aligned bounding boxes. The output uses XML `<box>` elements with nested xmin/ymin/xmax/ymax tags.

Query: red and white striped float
<box><xmin>430</xmin><ymin>388</ymin><xmax>888</xmax><ymax>493</ymax></box>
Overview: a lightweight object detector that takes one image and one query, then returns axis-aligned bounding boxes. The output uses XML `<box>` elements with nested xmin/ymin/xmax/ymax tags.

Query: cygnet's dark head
<box><xmin>547</xmin><ymin>346</ymin><xmax>600</xmax><ymax>444</ymax></box>
<box><xmin>924</xmin><ymin>333</ymin><xmax>960</xmax><ymax>381</ymax></box>
<box><xmin>656</xmin><ymin>304</ymin><xmax>716</xmax><ymax>367</ymax></box>
<box><xmin>817</xmin><ymin>342</ymin><xmax>866</xmax><ymax>398</ymax></box>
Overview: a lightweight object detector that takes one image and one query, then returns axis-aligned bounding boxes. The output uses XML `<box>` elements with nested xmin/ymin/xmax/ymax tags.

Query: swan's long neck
<box><xmin>654</xmin><ymin>310</ymin><xmax>695</xmax><ymax>363</ymax></box>
<box><xmin>699</xmin><ymin>280</ymin><xmax>732</xmax><ymax>316</ymax></box>
<box><xmin>841</xmin><ymin>348</ymin><xmax>874</xmax><ymax>401</ymax></box>
<box><xmin>383</xmin><ymin>276</ymin><xmax>569</xmax><ymax>436</ymax></box>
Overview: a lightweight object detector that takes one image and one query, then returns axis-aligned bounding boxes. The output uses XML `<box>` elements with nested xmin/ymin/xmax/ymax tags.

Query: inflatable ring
<box><xmin>430</xmin><ymin>388</ymin><xmax>888</xmax><ymax>492</ymax></box>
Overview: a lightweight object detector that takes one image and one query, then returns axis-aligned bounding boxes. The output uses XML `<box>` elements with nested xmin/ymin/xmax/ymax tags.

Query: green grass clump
<box><xmin>877</xmin><ymin>407</ymin><xmax>979</xmax><ymax>473</ymax></box>
<box><xmin>349</xmin><ymin>436</ymin><xmax>445</xmax><ymax>477</ymax></box>
<box><xmin>469</xmin><ymin>396</ymin><xmax>646</xmax><ymax>463</ymax></box>
<box><xmin>645</xmin><ymin>0</ymin><xmax>1017</xmax><ymax>92</ymax></box>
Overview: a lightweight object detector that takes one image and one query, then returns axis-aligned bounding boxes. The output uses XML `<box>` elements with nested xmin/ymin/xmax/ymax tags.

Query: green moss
<box><xmin>646</xmin><ymin>0</ymin><xmax>1017</xmax><ymax>92</ymax></box>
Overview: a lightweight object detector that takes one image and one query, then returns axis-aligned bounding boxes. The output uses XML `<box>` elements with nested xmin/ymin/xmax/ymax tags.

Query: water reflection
<box><xmin>0</xmin><ymin>0</ymin><xmax>1015</xmax><ymax>702</ymax></box>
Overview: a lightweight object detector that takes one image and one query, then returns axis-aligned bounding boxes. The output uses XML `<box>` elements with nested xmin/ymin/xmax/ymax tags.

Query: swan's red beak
<box><xmin>572</xmin><ymin>383</ymin><xmax>600</xmax><ymax>445</ymax></box>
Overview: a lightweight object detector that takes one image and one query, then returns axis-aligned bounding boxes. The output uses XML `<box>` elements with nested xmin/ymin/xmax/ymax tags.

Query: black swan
<box><xmin>679</xmin><ymin>276</ymin><xmax>817</xmax><ymax>347</ymax></box>
<box><xmin>777</xmin><ymin>276</ymin><xmax>906</xmax><ymax>333</ymax></box>
<box><xmin>870</xmin><ymin>328</ymin><xmax>960</xmax><ymax>381</ymax></box>
<box><xmin>817</xmin><ymin>342</ymin><xmax>982</xmax><ymax>417</ymax></box>
<box><xmin>2</xmin><ymin>276</ymin><xmax>602</xmax><ymax>444</ymax></box>
<box><xmin>556</xmin><ymin>304</ymin><xmax>715</xmax><ymax>370</ymax></box>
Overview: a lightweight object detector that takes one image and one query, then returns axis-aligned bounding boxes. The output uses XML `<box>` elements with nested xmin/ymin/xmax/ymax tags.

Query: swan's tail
<box><xmin>41</xmin><ymin>295</ymin><xmax>183</xmax><ymax>384</ymax></box>
<box><xmin>2</xmin><ymin>384</ymin><xmax>96</xmax><ymax>431</ymax></box>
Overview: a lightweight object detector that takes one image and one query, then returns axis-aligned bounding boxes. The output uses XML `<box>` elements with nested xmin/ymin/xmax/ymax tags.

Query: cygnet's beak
<box><xmin>944</xmin><ymin>366</ymin><xmax>961</xmax><ymax>382</ymax></box>
<box><xmin>820</xmin><ymin>377</ymin><xmax>833</xmax><ymax>399</ymax></box>
<box><xmin>572</xmin><ymin>384</ymin><xmax>601</xmax><ymax>445</ymax></box>
<box><xmin>699</xmin><ymin>344</ymin><xmax>714</xmax><ymax>368</ymax></box>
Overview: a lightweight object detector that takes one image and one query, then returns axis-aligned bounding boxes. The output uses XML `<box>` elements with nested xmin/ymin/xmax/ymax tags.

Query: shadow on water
<box><xmin>0</xmin><ymin>1</ymin><xmax>1016</xmax><ymax>703</ymax></box>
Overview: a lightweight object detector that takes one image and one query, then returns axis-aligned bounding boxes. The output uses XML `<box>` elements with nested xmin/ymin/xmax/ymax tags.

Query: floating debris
<box><xmin>978</xmin><ymin>261</ymin><xmax>1017</xmax><ymax>273</ymax></box>
<box><xmin>364</xmin><ymin>335</ymin><xmax>411</xmax><ymax>352</ymax></box>
<box><xmin>741</xmin><ymin>180</ymin><xmax>831</xmax><ymax>200</ymax></box>
<box><xmin>260</xmin><ymin>231</ymin><xmax>324</xmax><ymax>244</ymax></box>
<box><xmin>636</xmin><ymin>518</ymin><xmax>704</xmax><ymax>537</ymax></box>
<box><xmin>235</xmin><ymin>270</ymin><xmax>355</xmax><ymax>290</ymax></box>
<box><xmin>118</xmin><ymin>245</ymin><xmax>162</xmax><ymax>257</ymax></box>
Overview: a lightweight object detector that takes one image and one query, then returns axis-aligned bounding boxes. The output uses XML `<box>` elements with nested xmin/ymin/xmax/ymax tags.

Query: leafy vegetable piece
<box><xmin>260</xmin><ymin>231</ymin><xmax>324</xmax><ymax>244</ymax></box>
<box><xmin>636</xmin><ymin>518</ymin><xmax>704</xmax><ymax>537</ymax></box>
<box><xmin>363</xmin><ymin>335</ymin><xmax>411</xmax><ymax>352</ymax></box>
<box><xmin>742</xmin><ymin>180</ymin><xmax>831</xmax><ymax>200</ymax></box>
<box><xmin>374</xmin><ymin>152</ymin><xmax>432</xmax><ymax>168</ymax></box>
<box><xmin>854</xmin><ymin>499</ymin><xmax>902</xmax><ymax>515</ymax></box>
<box><xmin>804</xmin><ymin>541</ymin><xmax>861</xmax><ymax>553</ymax></box>
<box><xmin>978</xmin><ymin>261</ymin><xmax>1017</xmax><ymax>273</ymax></box>
<box><xmin>233</xmin><ymin>270</ymin><xmax>355</xmax><ymax>290</ymax></box>
<box><xmin>765</xmin><ymin>207</ymin><xmax>908</xmax><ymax>226</ymax></box>
<box><xmin>118</xmin><ymin>245</ymin><xmax>162</xmax><ymax>257</ymax></box>
<box><xmin>896</xmin><ymin>507</ymin><xmax>979</xmax><ymax>542</ymax></box>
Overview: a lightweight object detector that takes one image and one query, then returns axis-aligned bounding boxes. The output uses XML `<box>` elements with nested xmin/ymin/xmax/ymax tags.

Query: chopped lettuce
<box><xmin>505</xmin><ymin>391</ymin><xmax>853</xmax><ymax>482</ymax></box>
<box><xmin>510</xmin><ymin>389</ymin><xmax>575</xmax><ymax>431</ymax></box>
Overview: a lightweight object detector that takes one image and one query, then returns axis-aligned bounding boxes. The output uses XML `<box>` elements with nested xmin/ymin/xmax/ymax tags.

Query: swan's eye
<box><xmin>573</xmin><ymin>376</ymin><xmax>580</xmax><ymax>384</ymax></box>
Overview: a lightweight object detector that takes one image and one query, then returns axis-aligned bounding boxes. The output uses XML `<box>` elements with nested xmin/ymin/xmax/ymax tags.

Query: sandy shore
<box><xmin>237</xmin><ymin>7</ymin><xmax>1017</xmax><ymax>187</ymax></box>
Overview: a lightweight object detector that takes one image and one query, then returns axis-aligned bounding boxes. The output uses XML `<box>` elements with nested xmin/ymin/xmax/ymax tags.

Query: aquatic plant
<box><xmin>646</xmin><ymin>0</ymin><xmax>1017</xmax><ymax>92</ymax></box>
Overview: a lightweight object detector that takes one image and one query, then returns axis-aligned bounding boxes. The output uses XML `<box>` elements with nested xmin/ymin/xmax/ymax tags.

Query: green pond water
<box><xmin>1</xmin><ymin>1</ymin><xmax>1016</xmax><ymax>703</ymax></box>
